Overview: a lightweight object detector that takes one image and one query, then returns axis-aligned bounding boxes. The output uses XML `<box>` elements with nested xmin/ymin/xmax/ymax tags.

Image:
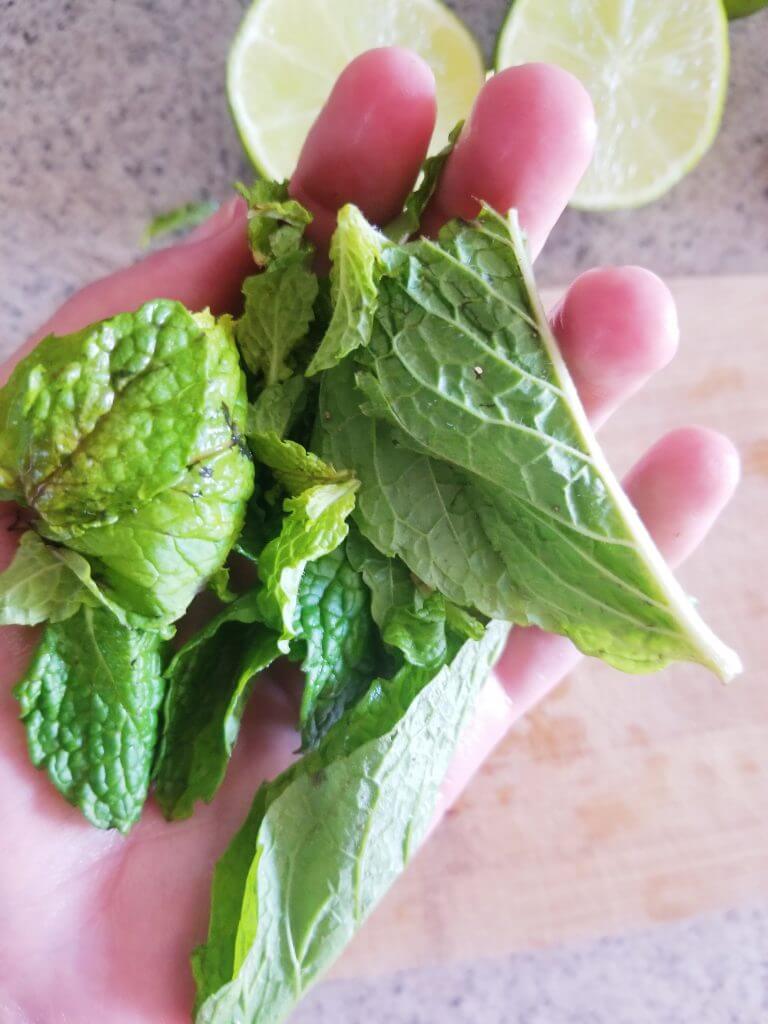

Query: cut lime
<box><xmin>495</xmin><ymin>0</ymin><xmax>730</xmax><ymax>210</ymax></box>
<box><xmin>228</xmin><ymin>0</ymin><xmax>485</xmax><ymax>181</ymax></box>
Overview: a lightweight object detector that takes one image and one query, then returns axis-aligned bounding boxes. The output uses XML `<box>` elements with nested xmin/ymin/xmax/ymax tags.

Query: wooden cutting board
<box><xmin>332</xmin><ymin>273</ymin><xmax>768</xmax><ymax>979</ymax></box>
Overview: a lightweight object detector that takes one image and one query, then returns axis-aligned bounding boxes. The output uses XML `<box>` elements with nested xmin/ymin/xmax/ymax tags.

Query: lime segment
<box><xmin>228</xmin><ymin>0</ymin><xmax>485</xmax><ymax>180</ymax></box>
<box><xmin>495</xmin><ymin>0</ymin><xmax>730</xmax><ymax>210</ymax></box>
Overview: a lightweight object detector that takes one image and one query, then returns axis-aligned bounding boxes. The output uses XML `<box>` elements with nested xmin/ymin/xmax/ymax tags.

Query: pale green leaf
<box><xmin>258</xmin><ymin>479</ymin><xmax>358</xmax><ymax>650</ymax></box>
<box><xmin>249</xmin><ymin>432</ymin><xmax>353</xmax><ymax>496</ymax></box>
<box><xmin>192</xmin><ymin>621</ymin><xmax>508</xmax><ymax>1023</ymax></box>
<box><xmin>0</xmin><ymin>301</ymin><xmax>253</xmax><ymax>624</ymax></box>
<box><xmin>306</xmin><ymin>204</ymin><xmax>387</xmax><ymax>376</ymax></box>
<box><xmin>0</xmin><ymin>531</ymin><xmax>104</xmax><ymax>625</ymax></box>
<box><xmin>142</xmin><ymin>199</ymin><xmax>218</xmax><ymax>247</ymax></box>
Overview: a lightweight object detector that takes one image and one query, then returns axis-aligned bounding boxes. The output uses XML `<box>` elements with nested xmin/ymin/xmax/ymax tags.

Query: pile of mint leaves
<box><xmin>0</xmin><ymin>165</ymin><xmax>738</xmax><ymax>1022</ymax></box>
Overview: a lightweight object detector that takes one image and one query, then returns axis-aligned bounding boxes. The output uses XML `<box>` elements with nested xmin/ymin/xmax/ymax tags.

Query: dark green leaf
<box><xmin>15</xmin><ymin>605</ymin><xmax>166</xmax><ymax>832</ymax></box>
<box><xmin>257</xmin><ymin>477</ymin><xmax>358</xmax><ymax>650</ymax></box>
<box><xmin>154</xmin><ymin>591</ymin><xmax>279</xmax><ymax>820</ymax></box>
<box><xmin>345</xmin><ymin>529</ymin><xmax>448</xmax><ymax>668</ymax></box>
<box><xmin>293</xmin><ymin>544</ymin><xmax>380</xmax><ymax>749</ymax></box>
<box><xmin>384</xmin><ymin>120</ymin><xmax>464</xmax><ymax>242</ymax></box>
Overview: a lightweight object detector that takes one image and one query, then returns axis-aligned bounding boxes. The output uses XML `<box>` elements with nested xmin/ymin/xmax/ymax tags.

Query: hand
<box><xmin>0</xmin><ymin>49</ymin><xmax>738</xmax><ymax>1022</ymax></box>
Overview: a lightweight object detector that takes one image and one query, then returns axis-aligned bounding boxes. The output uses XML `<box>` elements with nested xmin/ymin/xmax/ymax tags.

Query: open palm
<box><xmin>0</xmin><ymin>50</ymin><xmax>738</xmax><ymax>1023</ymax></box>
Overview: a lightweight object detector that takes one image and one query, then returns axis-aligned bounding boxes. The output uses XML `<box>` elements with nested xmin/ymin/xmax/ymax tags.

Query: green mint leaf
<box><xmin>293</xmin><ymin>544</ymin><xmax>380</xmax><ymax>750</ymax></box>
<box><xmin>247</xmin><ymin>376</ymin><xmax>308</xmax><ymax>439</ymax></box>
<box><xmin>345</xmin><ymin>529</ymin><xmax>449</xmax><ymax>668</ymax></box>
<box><xmin>235</xmin><ymin>180</ymin><xmax>319</xmax><ymax>385</ymax></box>
<box><xmin>249</xmin><ymin>432</ymin><xmax>353</xmax><ymax>497</ymax></box>
<box><xmin>15</xmin><ymin>605</ymin><xmax>166</xmax><ymax>831</ymax></box>
<box><xmin>208</xmin><ymin>566</ymin><xmax>237</xmax><ymax>604</ymax></box>
<box><xmin>0</xmin><ymin>530</ymin><xmax>103</xmax><ymax>625</ymax></box>
<box><xmin>237</xmin><ymin>180</ymin><xmax>313</xmax><ymax>267</ymax></box>
<box><xmin>234</xmin><ymin>496</ymin><xmax>275</xmax><ymax>565</ymax></box>
<box><xmin>0</xmin><ymin>301</ymin><xmax>253</xmax><ymax>623</ymax></box>
<box><xmin>192</xmin><ymin>620</ymin><xmax>508</xmax><ymax>1023</ymax></box>
<box><xmin>237</xmin><ymin>258</ymin><xmax>318</xmax><ymax>385</ymax></box>
<box><xmin>142</xmin><ymin>199</ymin><xmax>219</xmax><ymax>246</ymax></box>
<box><xmin>258</xmin><ymin>478</ymin><xmax>358</xmax><ymax>651</ymax></box>
<box><xmin>320</xmin><ymin>207</ymin><xmax>739</xmax><ymax>680</ymax></box>
<box><xmin>68</xmin><ymin>440</ymin><xmax>253</xmax><ymax>623</ymax></box>
<box><xmin>384</xmin><ymin>120</ymin><xmax>464</xmax><ymax>243</ymax></box>
<box><xmin>154</xmin><ymin>591</ymin><xmax>279</xmax><ymax>820</ymax></box>
<box><xmin>306</xmin><ymin>205</ymin><xmax>388</xmax><ymax>376</ymax></box>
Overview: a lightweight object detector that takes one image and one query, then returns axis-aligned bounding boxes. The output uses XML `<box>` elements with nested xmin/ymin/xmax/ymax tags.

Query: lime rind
<box><xmin>495</xmin><ymin>0</ymin><xmax>730</xmax><ymax>211</ymax></box>
<box><xmin>228</xmin><ymin>0</ymin><xmax>486</xmax><ymax>181</ymax></box>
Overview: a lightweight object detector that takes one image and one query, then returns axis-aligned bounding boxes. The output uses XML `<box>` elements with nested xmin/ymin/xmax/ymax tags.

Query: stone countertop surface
<box><xmin>1</xmin><ymin>1</ymin><xmax>767</xmax><ymax>351</ymax></box>
<box><xmin>1</xmin><ymin>3</ymin><xmax>767</xmax><ymax>1023</ymax></box>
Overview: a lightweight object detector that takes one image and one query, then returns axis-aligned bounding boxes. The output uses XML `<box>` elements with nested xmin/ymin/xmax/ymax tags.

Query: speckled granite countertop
<box><xmin>2</xmin><ymin>1</ymin><xmax>767</xmax><ymax>353</ymax></box>
<box><xmin>1</xmin><ymin>3</ymin><xmax>767</xmax><ymax>1023</ymax></box>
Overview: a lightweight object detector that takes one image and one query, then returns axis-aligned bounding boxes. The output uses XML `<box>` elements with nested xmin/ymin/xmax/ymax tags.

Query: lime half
<box><xmin>495</xmin><ymin>0</ymin><xmax>729</xmax><ymax>210</ymax></box>
<box><xmin>228</xmin><ymin>0</ymin><xmax>485</xmax><ymax>181</ymax></box>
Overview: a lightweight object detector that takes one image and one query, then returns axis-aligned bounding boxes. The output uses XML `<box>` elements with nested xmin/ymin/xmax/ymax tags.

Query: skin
<box><xmin>0</xmin><ymin>48</ymin><xmax>739</xmax><ymax>1024</ymax></box>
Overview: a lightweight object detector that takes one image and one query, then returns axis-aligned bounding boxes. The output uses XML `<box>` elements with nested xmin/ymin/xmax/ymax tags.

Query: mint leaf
<box><xmin>384</xmin><ymin>120</ymin><xmax>464</xmax><ymax>243</ymax></box>
<box><xmin>249</xmin><ymin>432</ymin><xmax>353</xmax><ymax>496</ymax></box>
<box><xmin>237</xmin><ymin>259</ymin><xmax>318</xmax><ymax>385</ymax></box>
<box><xmin>192</xmin><ymin>621</ymin><xmax>508</xmax><ymax>1023</ymax></box>
<box><xmin>258</xmin><ymin>478</ymin><xmax>358</xmax><ymax>651</ymax></box>
<box><xmin>0</xmin><ymin>531</ymin><xmax>107</xmax><ymax>625</ymax></box>
<box><xmin>0</xmin><ymin>301</ymin><xmax>253</xmax><ymax>624</ymax></box>
<box><xmin>346</xmin><ymin>529</ymin><xmax>449</xmax><ymax>669</ymax></box>
<box><xmin>247</xmin><ymin>376</ymin><xmax>308</xmax><ymax>439</ymax></box>
<box><xmin>235</xmin><ymin>181</ymin><xmax>319</xmax><ymax>384</ymax></box>
<box><xmin>293</xmin><ymin>544</ymin><xmax>380</xmax><ymax>750</ymax></box>
<box><xmin>142</xmin><ymin>199</ymin><xmax>218</xmax><ymax>246</ymax></box>
<box><xmin>154</xmin><ymin>592</ymin><xmax>279</xmax><ymax>820</ymax></box>
<box><xmin>208</xmin><ymin>566</ymin><xmax>237</xmax><ymax>604</ymax></box>
<box><xmin>306</xmin><ymin>205</ymin><xmax>387</xmax><ymax>376</ymax></box>
<box><xmin>320</xmin><ymin>207</ymin><xmax>739</xmax><ymax>680</ymax></box>
<box><xmin>15</xmin><ymin>605</ymin><xmax>166</xmax><ymax>832</ymax></box>
<box><xmin>68</xmin><ymin>441</ymin><xmax>252</xmax><ymax>623</ymax></box>
<box><xmin>237</xmin><ymin>180</ymin><xmax>313</xmax><ymax>267</ymax></box>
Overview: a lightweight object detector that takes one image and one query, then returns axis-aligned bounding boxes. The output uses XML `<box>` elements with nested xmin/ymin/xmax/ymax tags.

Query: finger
<box><xmin>550</xmin><ymin>265</ymin><xmax>680</xmax><ymax>428</ymax></box>
<box><xmin>623</xmin><ymin>426</ymin><xmax>740</xmax><ymax>566</ymax></box>
<box><xmin>437</xmin><ymin>426</ymin><xmax>740</xmax><ymax>815</ymax></box>
<box><xmin>422</xmin><ymin>63</ymin><xmax>596</xmax><ymax>255</ymax></box>
<box><xmin>2</xmin><ymin>197</ymin><xmax>252</xmax><ymax>383</ymax></box>
<box><xmin>290</xmin><ymin>47</ymin><xmax>436</xmax><ymax>253</ymax></box>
